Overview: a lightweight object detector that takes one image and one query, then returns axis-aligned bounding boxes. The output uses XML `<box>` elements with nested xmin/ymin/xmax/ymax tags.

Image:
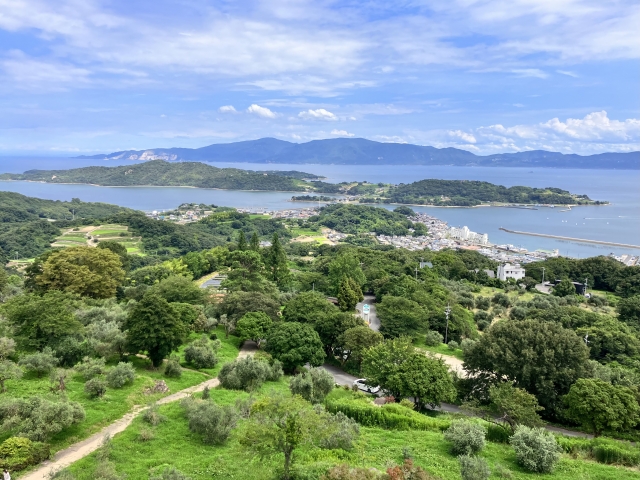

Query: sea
<box><xmin>0</xmin><ymin>156</ymin><xmax>639</xmax><ymax>259</ymax></box>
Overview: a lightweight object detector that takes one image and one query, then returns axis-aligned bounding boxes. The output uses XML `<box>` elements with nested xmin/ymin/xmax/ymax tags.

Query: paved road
<box><xmin>320</xmin><ymin>364</ymin><xmax>591</xmax><ymax>439</ymax></box>
<box><xmin>357</xmin><ymin>294</ymin><xmax>379</xmax><ymax>331</ymax></box>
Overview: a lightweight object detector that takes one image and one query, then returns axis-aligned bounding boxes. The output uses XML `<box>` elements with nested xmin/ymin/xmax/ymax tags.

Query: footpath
<box><xmin>19</xmin><ymin>342</ymin><xmax>257</xmax><ymax>480</ymax></box>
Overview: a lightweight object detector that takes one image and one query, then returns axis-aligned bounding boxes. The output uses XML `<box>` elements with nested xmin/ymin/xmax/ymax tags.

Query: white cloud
<box><xmin>298</xmin><ymin>109</ymin><xmax>337</xmax><ymax>121</ymax></box>
<box><xmin>218</xmin><ymin>105</ymin><xmax>237</xmax><ymax>113</ymax></box>
<box><xmin>448</xmin><ymin>130</ymin><xmax>477</xmax><ymax>144</ymax></box>
<box><xmin>511</xmin><ymin>69</ymin><xmax>549</xmax><ymax>79</ymax></box>
<box><xmin>247</xmin><ymin>104</ymin><xmax>277</xmax><ymax>119</ymax></box>
<box><xmin>557</xmin><ymin>70</ymin><xmax>579</xmax><ymax>77</ymax></box>
<box><xmin>331</xmin><ymin>129</ymin><xmax>354</xmax><ymax>137</ymax></box>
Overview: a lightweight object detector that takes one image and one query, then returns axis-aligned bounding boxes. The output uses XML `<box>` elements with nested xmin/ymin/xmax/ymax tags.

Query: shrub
<box><xmin>510</xmin><ymin>426</ymin><xmax>561</xmax><ymax>473</ymax></box>
<box><xmin>0</xmin><ymin>436</ymin><xmax>50</xmax><ymax>471</ymax></box>
<box><xmin>474</xmin><ymin>310</ymin><xmax>492</xmax><ymax>324</ymax></box>
<box><xmin>447</xmin><ymin>340</ymin><xmax>459</xmax><ymax>351</ymax></box>
<box><xmin>458</xmin><ymin>454</ymin><xmax>490</xmax><ymax>480</ymax></box>
<box><xmin>475</xmin><ymin>296</ymin><xmax>490</xmax><ymax>310</ymax></box>
<box><xmin>85</xmin><ymin>377</ymin><xmax>107</xmax><ymax>398</ymax></box>
<box><xmin>0</xmin><ymin>396</ymin><xmax>85</xmax><ymax>442</ymax></box>
<box><xmin>486</xmin><ymin>424</ymin><xmax>511</xmax><ymax>444</ymax></box>
<box><xmin>75</xmin><ymin>357</ymin><xmax>106</xmax><ymax>380</ymax></box>
<box><xmin>181</xmin><ymin>398</ymin><xmax>237</xmax><ymax>445</ymax></box>
<box><xmin>18</xmin><ymin>348</ymin><xmax>58</xmax><ymax>377</ymax></box>
<box><xmin>321</xmin><ymin>464</ymin><xmax>382</xmax><ymax>480</ymax></box>
<box><xmin>267</xmin><ymin>359</ymin><xmax>283</xmax><ymax>382</ymax></box>
<box><xmin>399</xmin><ymin>399</ymin><xmax>415</xmax><ymax>410</ymax></box>
<box><xmin>0</xmin><ymin>337</ymin><xmax>16</xmax><ymax>360</ymax></box>
<box><xmin>459</xmin><ymin>339</ymin><xmax>477</xmax><ymax>356</ymax></box>
<box><xmin>106</xmin><ymin>362</ymin><xmax>135</xmax><ymax>388</ymax></box>
<box><xmin>142</xmin><ymin>404</ymin><xmax>166</xmax><ymax>426</ymax></box>
<box><xmin>443</xmin><ymin>421</ymin><xmax>486</xmax><ymax>455</ymax></box>
<box><xmin>139</xmin><ymin>428</ymin><xmax>155</xmax><ymax>442</ymax></box>
<box><xmin>150</xmin><ymin>466</ymin><xmax>192</xmax><ymax>480</ymax></box>
<box><xmin>184</xmin><ymin>335</ymin><xmax>219</xmax><ymax>369</ymax></box>
<box><xmin>290</xmin><ymin>367</ymin><xmax>335</xmax><ymax>404</ymax></box>
<box><xmin>492</xmin><ymin>292</ymin><xmax>512</xmax><ymax>308</ymax></box>
<box><xmin>53</xmin><ymin>336</ymin><xmax>91</xmax><ymax>367</ymax></box>
<box><xmin>219</xmin><ymin>357</ymin><xmax>271</xmax><ymax>392</ymax></box>
<box><xmin>164</xmin><ymin>356</ymin><xmax>182</xmax><ymax>378</ymax></box>
<box><xmin>424</xmin><ymin>331</ymin><xmax>443</xmax><ymax>347</ymax></box>
<box><xmin>202</xmin><ymin>386</ymin><xmax>210</xmax><ymax>400</ymax></box>
<box><xmin>591</xmin><ymin>439</ymin><xmax>640</xmax><ymax>466</ymax></box>
<box><xmin>319</xmin><ymin>411</ymin><xmax>360</xmax><ymax>450</ymax></box>
<box><xmin>509</xmin><ymin>307</ymin><xmax>528</xmax><ymax>320</ymax></box>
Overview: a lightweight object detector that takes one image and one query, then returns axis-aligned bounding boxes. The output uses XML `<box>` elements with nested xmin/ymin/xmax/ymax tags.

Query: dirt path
<box><xmin>19</xmin><ymin>343</ymin><xmax>255</xmax><ymax>480</ymax></box>
<box><xmin>433</xmin><ymin>353</ymin><xmax>467</xmax><ymax>377</ymax></box>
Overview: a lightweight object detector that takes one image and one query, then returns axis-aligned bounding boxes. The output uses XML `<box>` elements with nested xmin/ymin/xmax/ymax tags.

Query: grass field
<box><xmin>413</xmin><ymin>337</ymin><xmax>464</xmax><ymax>360</ymax></box>
<box><xmin>175</xmin><ymin>328</ymin><xmax>242</xmax><ymax>377</ymax></box>
<box><xmin>65</xmin><ymin>378</ymin><xmax>640</xmax><ymax>480</ymax></box>
<box><xmin>50</xmin><ymin>224</ymin><xmax>144</xmax><ymax>255</ymax></box>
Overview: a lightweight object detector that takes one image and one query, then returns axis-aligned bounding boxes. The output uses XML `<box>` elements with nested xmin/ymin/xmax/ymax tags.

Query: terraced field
<box><xmin>52</xmin><ymin>224</ymin><xmax>144</xmax><ymax>254</ymax></box>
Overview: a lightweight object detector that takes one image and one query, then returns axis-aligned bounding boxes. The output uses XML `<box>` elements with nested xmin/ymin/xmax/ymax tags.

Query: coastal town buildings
<box><xmin>497</xmin><ymin>263</ymin><xmax>526</xmax><ymax>281</ymax></box>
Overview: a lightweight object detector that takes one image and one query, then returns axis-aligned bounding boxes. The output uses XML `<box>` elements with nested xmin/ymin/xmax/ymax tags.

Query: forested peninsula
<box><xmin>0</xmin><ymin>160</ymin><xmax>322</xmax><ymax>191</ymax></box>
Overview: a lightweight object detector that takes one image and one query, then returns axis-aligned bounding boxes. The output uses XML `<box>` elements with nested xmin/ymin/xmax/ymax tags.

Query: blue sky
<box><xmin>0</xmin><ymin>0</ymin><xmax>638</xmax><ymax>156</ymax></box>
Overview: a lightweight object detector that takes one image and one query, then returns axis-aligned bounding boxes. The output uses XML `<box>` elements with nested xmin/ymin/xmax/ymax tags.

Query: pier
<box><xmin>499</xmin><ymin>228</ymin><xmax>640</xmax><ymax>250</ymax></box>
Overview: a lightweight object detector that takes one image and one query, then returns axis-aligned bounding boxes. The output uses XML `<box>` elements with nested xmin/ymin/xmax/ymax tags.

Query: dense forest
<box><xmin>0</xmin><ymin>161</ymin><xmax>320</xmax><ymax>191</ymax></box>
<box><xmin>386</xmin><ymin>180</ymin><xmax>601</xmax><ymax>206</ymax></box>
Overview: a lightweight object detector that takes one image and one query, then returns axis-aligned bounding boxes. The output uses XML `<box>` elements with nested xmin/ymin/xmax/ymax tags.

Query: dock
<box><xmin>499</xmin><ymin>228</ymin><xmax>640</xmax><ymax>250</ymax></box>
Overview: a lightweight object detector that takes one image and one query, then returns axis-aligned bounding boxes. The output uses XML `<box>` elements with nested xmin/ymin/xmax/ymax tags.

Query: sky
<box><xmin>0</xmin><ymin>0</ymin><xmax>638</xmax><ymax>156</ymax></box>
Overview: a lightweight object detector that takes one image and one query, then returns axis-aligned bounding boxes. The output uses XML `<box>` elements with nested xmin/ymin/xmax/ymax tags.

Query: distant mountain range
<box><xmin>77</xmin><ymin>138</ymin><xmax>639</xmax><ymax>169</ymax></box>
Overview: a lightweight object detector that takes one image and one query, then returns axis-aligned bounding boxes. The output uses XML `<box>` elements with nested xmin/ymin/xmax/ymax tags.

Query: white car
<box><xmin>353</xmin><ymin>378</ymin><xmax>381</xmax><ymax>394</ymax></box>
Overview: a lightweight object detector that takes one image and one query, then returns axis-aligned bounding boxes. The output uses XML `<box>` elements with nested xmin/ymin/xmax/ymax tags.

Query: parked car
<box><xmin>353</xmin><ymin>378</ymin><xmax>381</xmax><ymax>394</ymax></box>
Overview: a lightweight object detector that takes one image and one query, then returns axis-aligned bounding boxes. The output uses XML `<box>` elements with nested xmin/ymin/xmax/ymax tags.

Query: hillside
<box><xmin>77</xmin><ymin>138</ymin><xmax>640</xmax><ymax>169</ymax></box>
<box><xmin>0</xmin><ymin>161</ymin><xmax>321</xmax><ymax>191</ymax></box>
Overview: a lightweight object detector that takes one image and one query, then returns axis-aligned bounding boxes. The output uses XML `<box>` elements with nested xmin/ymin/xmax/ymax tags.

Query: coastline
<box><xmin>499</xmin><ymin>228</ymin><xmax>640</xmax><ymax>250</ymax></box>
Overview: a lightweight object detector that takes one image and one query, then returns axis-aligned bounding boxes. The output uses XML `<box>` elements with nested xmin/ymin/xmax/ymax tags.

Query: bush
<box><xmin>142</xmin><ymin>404</ymin><xmax>166</xmax><ymax>426</ymax></box>
<box><xmin>458</xmin><ymin>454</ymin><xmax>490</xmax><ymax>480</ymax></box>
<box><xmin>219</xmin><ymin>357</ymin><xmax>271</xmax><ymax>392</ymax></box>
<box><xmin>492</xmin><ymin>293</ymin><xmax>512</xmax><ymax>308</ymax></box>
<box><xmin>184</xmin><ymin>335</ymin><xmax>219</xmax><ymax>369</ymax></box>
<box><xmin>475</xmin><ymin>297</ymin><xmax>490</xmax><ymax>310</ymax></box>
<box><xmin>424</xmin><ymin>331</ymin><xmax>443</xmax><ymax>347</ymax></box>
<box><xmin>510</xmin><ymin>426</ymin><xmax>561</xmax><ymax>473</ymax></box>
<box><xmin>591</xmin><ymin>439</ymin><xmax>640</xmax><ymax>466</ymax></box>
<box><xmin>106</xmin><ymin>362</ymin><xmax>135</xmax><ymax>388</ymax></box>
<box><xmin>290</xmin><ymin>367</ymin><xmax>335</xmax><ymax>404</ymax></box>
<box><xmin>0</xmin><ymin>396</ymin><xmax>85</xmax><ymax>442</ymax></box>
<box><xmin>150</xmin><ymin>466</ymin><xmax>192</xmax><ymax>480</ymax></box>
<box><xmin>321</xmin><ymin>464</ymin><xmax>382</xmax><ymax>480</ymax></box>
<box><xmin>85</xmin><ymin>377</ymin><xmax>107</xmax><ymax>398</ymax></box>
<box><xmin>75</xmin><ymin>357</ymin><xmax>106</xmax><ymax>380</ymax></box>
<box><xmin>0</xmin><ymin>436</ymin><xmax>50</xmax><ymax>471</ymax></box>
<box><xmin>319</xmin><ymin>411</ymin><xmax>360</xmax><ymax>450</ymax></box>
<box><xmin>18</xmin><ymin>348</ymin><xmax>58</xmax><ymax>377</ymax></box>
<box><xmin>474</xmin><ymin>310</ymin><xmax>492</xmax><ymax>324</ymax></box>
<box><xmin>181</xmin><ymin>398</ymin><xmax>237</xmax><ymax>445</ymax></box>
<box><xmin>476</xmin><ymin>319</ymin><xmax>490</xmax><ymax>331</ymax></box>
<box><xmin>459</xmin><ymin>339</ymin><xmax>476</xmax><ymax>356</ymax></box>
<box><xmin>447</xmin><ymin>340</ymin><xmax>459</xmax><ymax>351</ymax></box>
<box><xmin>509</xmin><ymin>306</ymin><xmax>528</xmax><ymax>320</ymax></box>
<box><xmin>486</xmin><ymin>424</ymin><xmax>511</xmax><ymax>444</ymax></box>
<box><xmin>164</xmin><ymin>356</ymin><xmax>182</xmax><ymax>378</ymax></box>
<box><xmin>267</xmin><ymin>359</ymin><xmax>283</xmax><ymax>382</ymax></box>
<box><xmin>444</xmin><ymin>421</ymin><xmax>486</xmax><ymax>455</ymax></box>
<box><xmin>53</xmin><ymin>336</ymin><xmax>91</xmax><ymax>368</ymax></box>
<box><xmin>139</xmin><ymin>428</ymin><xmax>155</xmax><ymax>442</ymax></box>
<box><xmin>202</xmin><ymin>386</ymin><xmax>210</xmax><ymax>400</ymax></box>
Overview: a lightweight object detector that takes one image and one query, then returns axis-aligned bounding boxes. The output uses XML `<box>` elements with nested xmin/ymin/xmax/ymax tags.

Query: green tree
<box><xmin>265</xmin><ymin>322</ymin><xmax>325</xmax><ymax>372</ymax></box>
<box><xmin>553</xmin><ymin>278</ymin><xmax>576</xmax><ymax>297</ymax></box>
<box><xmin>339</xmin><ymin>326</ymin><xmax>383</xmax><ymax>368</ymax></box>
<box><xmin>181</xmin><ymin>397</ymin><xmax>237</xmax><ymax>445</ymax></box>
<box><xmin>97</xmin><ymin>241</ymin><xmax>131</xmax><ymax>270</ymax></box>
<box><xmin>149</xmin><ymin>275</ymin><xmax>204</xmax><ymax>304</ymax></box>
<box><xmin>563</xmin><ymin>378</ymin><xmax>640</xmax><ymax>436</ymax></box>
<box><xmin>237</xmin><ymin>230</ymin><xmax>247</xmax><ymax>251</ymax></box>
<box><xmin>265</xmin><ymin>233</ymin><xmax>291</xmax><ymax>288</ymax></box>
<box><xmin>400</xmin><ymin>352</ymin><xmax>457</xmax><ymax>409</ymax></box>
<box><xmin>617</xmin><ymin>295</ymin><xmax>640</xmax><ymax>328</ymax></box>
<box><xmin>216</xmin><ymin>291</ymin><xmax>281</xmax><ymax>322</ymax></box>
<box><xmin>250</xmin><ymin>232</ymin><xmax>260</xmax><ymax>251</ymax></box>
<box><xmin>3</xmin><ymin>291</ymin><xmax>82</xmax><ymax>349</ymax></box>
<box><xmin>337</xmin><ymin>276</ymin><xmax>363</xmax><ymax>312</ymax></box>
<box><xmin>241</xmin><ymin>394</ymin><xmax>358</xmax><ymax>480</ymax></box>
<box><xmin>377</xmin><ymin>296</ymin><xmax>428</xmax><ymax>338</ymax></box>
<box><xmin>361</xmin><ymin>337</ymin><xmax>413</xmax><ymax>399</ymax></box>
<box><xmin>289</xmin><ymin>367</ymin><xmax>334</xmax><ymax>404</ymax></box>
<box><xmin>124</xmin><ymin>293</ymin><xmax>187</xmax><ymax>367</ymax></box>
<box><xmin>314</xmin><ymin>311</ymin><xmax>362</xmax><ymax>356</ymax></box>
<box><xmin>0</xmin><ymin>269</ymin><xmax>7</xmax><ymax>293</ymax></box>
<box><xmin>235</xmin><ymin>312</ymin><xmax>273</xmax><ymax>348</ymax></box>
<box><xmin>0</xmin><ymin>360</ymin><xmax>23</xmax><ymax>393</ymax></box>
<box><xmin>35</xmin><ymin>246</ymin><xmax>125</xmax><ymax>298</ymax></box>
<box><xmin>222</xmin><ymin>250</ymin><xmax>276</xmax><ymax>294</ymax></box>
<box><xmin>328</xmin><ymin>252</ymin><xmax>365</xmax><ymax>292</ymax></box>
<box><xmin>283</xmin><ymin>291</ymin><xmax>337</xmax><ymax>323</ymax></box>
<box><xmin>464</xmin><ymin>320</ymin><xmax>590</xmax><ymax>416</ymax></box>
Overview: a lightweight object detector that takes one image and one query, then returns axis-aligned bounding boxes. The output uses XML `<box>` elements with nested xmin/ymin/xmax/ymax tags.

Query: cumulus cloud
<box><xmin>298</xmin><ymin>109</ymin><xmax>337</xmax><ymax>121</ymax></box>
<box><xmin>247</xmin><ymin>104</ymin><xmax>277</xmax><ymax>119</ymax></box>
<box><xmin>331</xmin><ymin>129</ymin><xmax>354</xmax><ymax>137</ymax></box>
<box><xmin>218</xmin><ymin>105</ymin><xmax>237</xmax><ymax>113</ymax></box>
<box><xmin>421</xmin><ymin>111</ymin><xmax>640</xmax><ymax>155</ymax></box>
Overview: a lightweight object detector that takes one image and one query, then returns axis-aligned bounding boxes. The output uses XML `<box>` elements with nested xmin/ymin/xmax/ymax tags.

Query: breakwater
<box><xmin>499</xmin><ymin>228</ymin><xmax>640</xmax><ymax>250</ymax></box>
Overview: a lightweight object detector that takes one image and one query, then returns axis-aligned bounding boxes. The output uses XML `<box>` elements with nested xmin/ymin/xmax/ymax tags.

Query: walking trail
<box><xmin>19</xmin><ymin>342</ymin><xmax>257</xmax><ymax>480</ymax></box>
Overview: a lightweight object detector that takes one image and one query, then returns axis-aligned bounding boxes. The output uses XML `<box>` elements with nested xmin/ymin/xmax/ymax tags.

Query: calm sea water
<box><xmin>1</xmin><ymin>157</ymin><xmax>639</xmax><ymax>258</ymax></box>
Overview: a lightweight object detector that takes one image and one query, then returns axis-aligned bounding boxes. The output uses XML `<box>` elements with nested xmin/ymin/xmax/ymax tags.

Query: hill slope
<box><xmin>0</xmin><ymin>161</ymin><xmax>320</xmax><ymax>191</ymax></box>
<box><xmin>77</xmin><ymin>138</ymin><xmax>640</xmax><ymax>169</ymax></box>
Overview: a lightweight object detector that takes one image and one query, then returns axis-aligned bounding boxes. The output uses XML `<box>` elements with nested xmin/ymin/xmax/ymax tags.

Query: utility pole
<box><xmin>541</xmin><ymin>267</ymin><xmax>545</xmax><ymax>284</ymax></box>
<box><xmin>415</xmin><ymin>266</ymin><xmax>418</xmax><ymax>281</ymax></box>
<box><xmin>444</xmin><ymin>303</ymin><xmax>451</xmax><ymax>345</ymax></box>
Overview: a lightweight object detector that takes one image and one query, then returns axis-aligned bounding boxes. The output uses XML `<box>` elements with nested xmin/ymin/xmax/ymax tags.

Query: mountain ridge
<box><xmin>76</xmin><ymin>137</ymin><xmax>640</xmax><ymax>169</ymax></box>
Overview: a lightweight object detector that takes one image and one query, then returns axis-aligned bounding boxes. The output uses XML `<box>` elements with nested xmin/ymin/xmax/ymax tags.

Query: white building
<box><xmin>449</xmin><ymin>226</ymin><xmax>489</xmax><ymax>245</ymax></box>
<box><xmin>497</xmin><ymin>263</ymin><xmax>526</xmax><ymax>282</ymax></box>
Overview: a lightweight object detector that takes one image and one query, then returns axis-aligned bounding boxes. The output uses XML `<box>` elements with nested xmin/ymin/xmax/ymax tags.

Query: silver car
<box><xmin>353</xmin><ymin>378</ymin><xmax>381</xmax><ymax>394</ymax></box>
